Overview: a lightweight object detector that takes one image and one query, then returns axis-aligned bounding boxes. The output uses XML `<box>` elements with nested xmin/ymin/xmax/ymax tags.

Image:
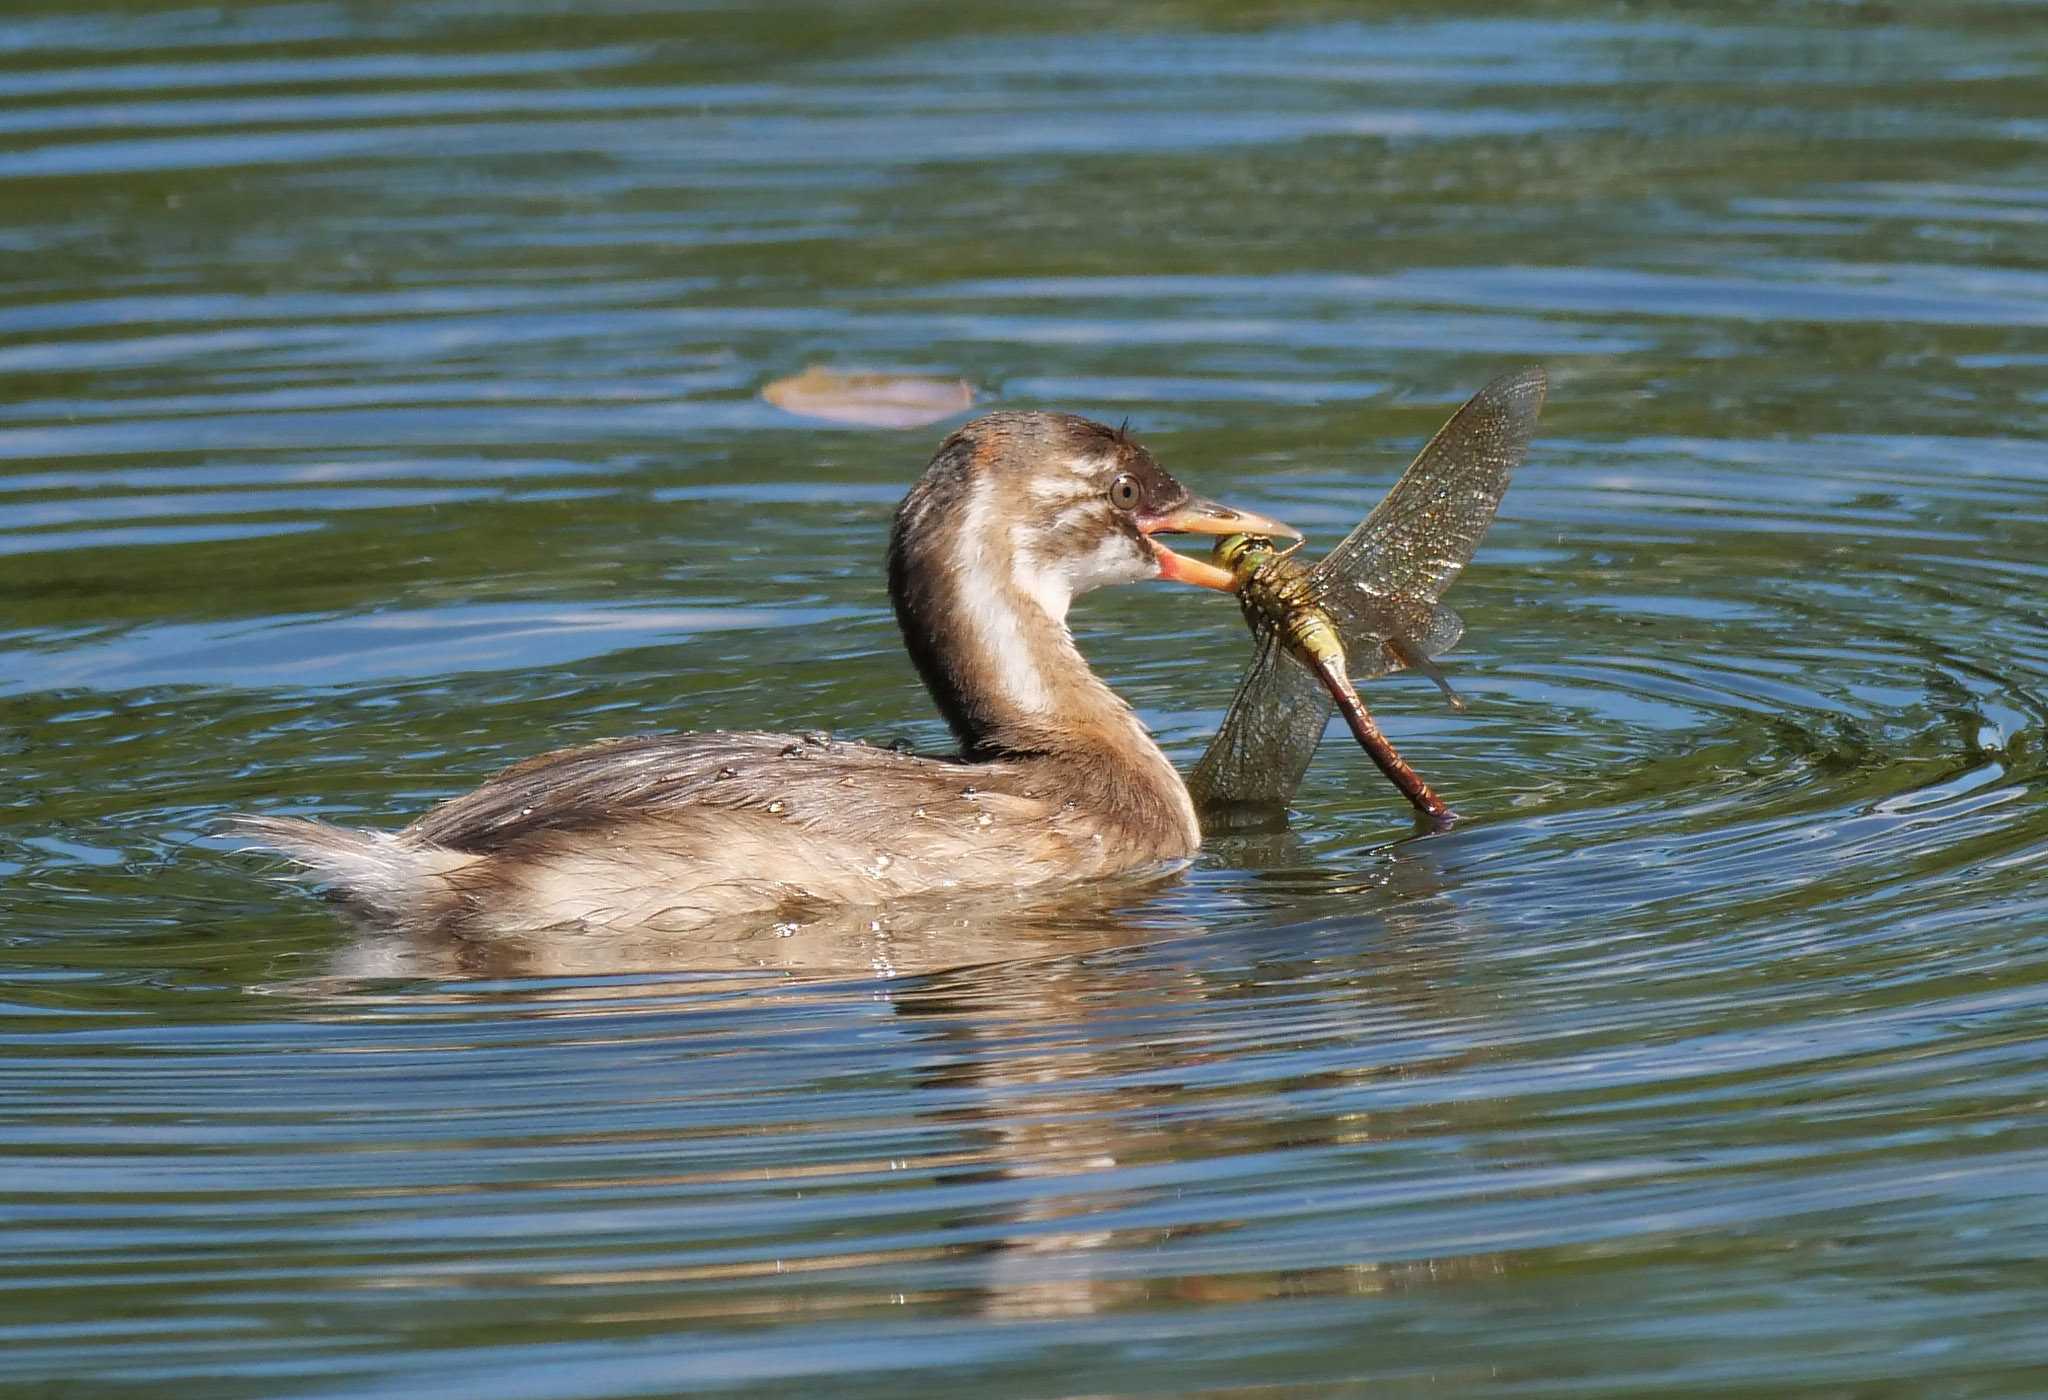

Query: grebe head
<box><xmin>889</xmin><ymin>412</ymin><xmax>1294</xmax><ymax>756</ymax></box>
<box><xmin>891</xmin><ymin>412</ymin><xmax>1294</xmax><ymax>618</ymax></box>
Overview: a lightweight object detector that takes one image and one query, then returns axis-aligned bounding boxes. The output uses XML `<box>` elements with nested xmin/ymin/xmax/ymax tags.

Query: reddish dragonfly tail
<box><xmin>1314</xmin><ymin>658</ymin><xmax>1456</xmax><ymax>827</ymax></box>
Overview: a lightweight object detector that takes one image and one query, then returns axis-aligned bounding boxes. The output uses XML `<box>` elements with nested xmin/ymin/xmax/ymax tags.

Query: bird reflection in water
<box><xmin>294</xmin><ymin>838</ymin><xmax>1512</xmax><ymax>1324</ymax></box>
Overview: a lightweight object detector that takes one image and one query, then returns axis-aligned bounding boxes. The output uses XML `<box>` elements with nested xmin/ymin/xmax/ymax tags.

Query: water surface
<box><xmin>4</xmin><ymin>3</ymin><xmax>2046</xmax><ymax>1395</ymax></box>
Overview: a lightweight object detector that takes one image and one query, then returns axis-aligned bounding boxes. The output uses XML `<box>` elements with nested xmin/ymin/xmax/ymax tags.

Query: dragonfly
<box><xmin>1187</xmin><ymin>366</ymin><xmax>1547</xmax><ymax>826</ymax></box>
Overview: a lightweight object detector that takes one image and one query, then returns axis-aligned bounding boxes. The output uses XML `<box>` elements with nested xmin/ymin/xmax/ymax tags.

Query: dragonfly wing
<box><xmin>1312</xmin><ymin>593</ymin><xmax>1463</xmax><ymax>681</ymax></box>
<box><xmin>1384</xmin><ymin>608</ymin><xmax>1470</xmax><ymax>711</ymax></box>
<box><xmin>1310</xmin><ymin>365</ymin><xmax>1547</xmax><ymax>607</ymax></box>
<box><xmin>1187</xmin><ymin>630</ymin><xmax>1336</xmax><ymax>812</ymax></box>
<box><xmin>1417</xmin><ymin>601</ymin><xmax>1465</xmax><ymax>658</ymax></box>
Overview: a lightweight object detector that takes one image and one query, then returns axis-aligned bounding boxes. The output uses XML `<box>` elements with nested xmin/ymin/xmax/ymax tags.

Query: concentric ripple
<box><xmin>3</xmin><ymin>3</ymin><xmax>2046</xmax><ymax>1396</ymax></box>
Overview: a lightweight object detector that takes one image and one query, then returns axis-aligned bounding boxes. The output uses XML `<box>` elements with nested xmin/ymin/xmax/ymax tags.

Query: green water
<box><xmin>4</xmin><ymin>3</ymin><xmax>2046</xmax><ymax>1394</ymax></box>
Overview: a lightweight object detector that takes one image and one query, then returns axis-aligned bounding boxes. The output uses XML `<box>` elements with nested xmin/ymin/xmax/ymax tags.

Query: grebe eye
<box><xmin>1107</xmin><ymin>474</ymin><xmax>1141</xmax><ymax>511</ymax></box>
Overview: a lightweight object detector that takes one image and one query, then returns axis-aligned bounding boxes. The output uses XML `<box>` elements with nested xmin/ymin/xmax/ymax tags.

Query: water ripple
<box><xmin>3</xmin><ymin>2</ymin><xmax>2046</xmax><ymax>1395</ymax></box>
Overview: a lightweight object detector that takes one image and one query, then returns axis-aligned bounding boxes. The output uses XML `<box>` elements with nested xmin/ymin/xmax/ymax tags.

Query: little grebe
<box><xmin>233</xmin><ymin>411</ymin><xmax>1293</xmax><ymax>934</ymax></box>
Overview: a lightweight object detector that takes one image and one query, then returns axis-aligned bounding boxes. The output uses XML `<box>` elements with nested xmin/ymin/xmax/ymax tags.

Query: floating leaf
<box><xmin>761</xmin><ymin>367</ymin><xmax>975</xmax><ymax>428</ymax></box>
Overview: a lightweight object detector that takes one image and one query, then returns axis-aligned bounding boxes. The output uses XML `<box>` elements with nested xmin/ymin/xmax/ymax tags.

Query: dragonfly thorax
<box><xmin>1214</xmin><ymin>533</ymin><xmax>1348</xmax><ymax>675</ymax></box>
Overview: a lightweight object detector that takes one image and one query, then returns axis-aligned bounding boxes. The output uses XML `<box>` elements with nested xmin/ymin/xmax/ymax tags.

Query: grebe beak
<box><xmin>1139</xmin><ymin>496</ymin><xmax>1298</xmax><ymax>592</ymax></box>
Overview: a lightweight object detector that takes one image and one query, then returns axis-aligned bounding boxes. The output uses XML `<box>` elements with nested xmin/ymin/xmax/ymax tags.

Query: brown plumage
<box><xmin>229</xmin><ymin>411</ymin><xmax>1292</xmax><ymax>936</ymax></box>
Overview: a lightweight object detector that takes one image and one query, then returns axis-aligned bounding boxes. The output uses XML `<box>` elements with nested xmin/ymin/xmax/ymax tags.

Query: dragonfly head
<box><xmin>1211</xmin><ymin>532</ymin><xmax>1281</xmax><ymax>579</ymax></box>
<box><xmin>1144</xmin><ymin>509</ymin><xmax>1297</xmax><ymax>591</ymax></box>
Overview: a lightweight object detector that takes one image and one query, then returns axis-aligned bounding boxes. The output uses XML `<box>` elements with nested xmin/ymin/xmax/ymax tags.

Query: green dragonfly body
<box><xmin>1216</xmin><ymin>534</ymin><xmax>1342</xmax><ymax>674</ymax></box>
<box><xmin>1211</xmin><ymin>531</ymin><xmax>1455</xmax><ymax>823</ymax></box>
<box><xmin>1188</xmin><ymin>367</ymin><xmax>1549</xmax><ymax>824</ymax></box>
